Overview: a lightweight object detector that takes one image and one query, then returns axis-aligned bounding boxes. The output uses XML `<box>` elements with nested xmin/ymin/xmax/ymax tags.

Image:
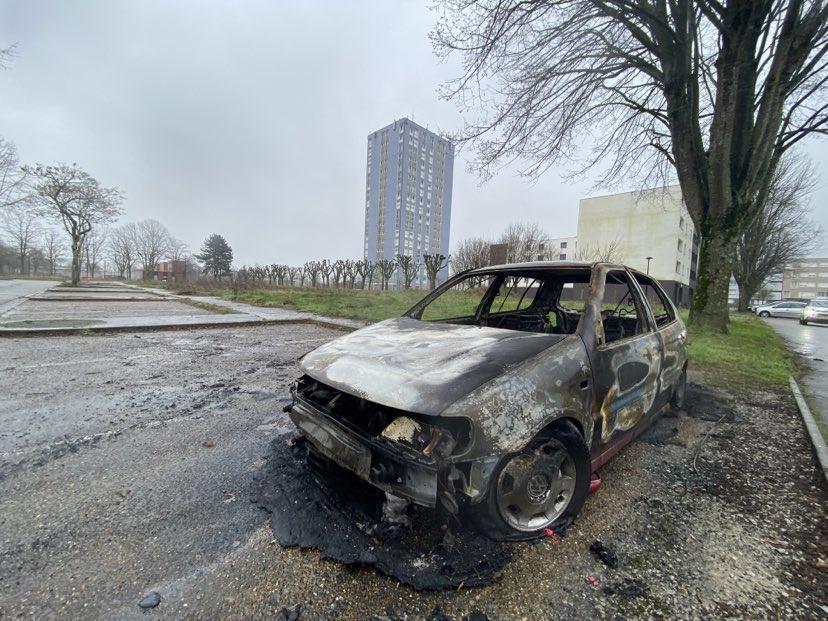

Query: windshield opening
<box><xmin>406</xmin><ymin>268</ymin><xmax>592</xmax><ymax>334</ymax></box>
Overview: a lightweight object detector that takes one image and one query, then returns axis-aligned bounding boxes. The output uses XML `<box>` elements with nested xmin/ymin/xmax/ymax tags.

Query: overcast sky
<box><xmin>2</xmin><ymin>0</ymin><xmax>827</xmax><ymax>265</ymax></box>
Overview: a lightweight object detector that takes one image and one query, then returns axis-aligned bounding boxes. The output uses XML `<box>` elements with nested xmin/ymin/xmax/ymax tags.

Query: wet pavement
<box><xmin>1</xmin><ymin>323</ymin><xmax>825</xmax><ymax>619</ymax></box>
<box><xmin>764</xmin><ymin>316</ymin><xmax>828</xmax><ymax>435</ymax></box>
<box><xmin>0</xmin><ymin>279</ymin><xmax>61</xmax><ymax>314</ymax></box>
<box><xmin>0</xmin><ymin>281</ymin><xmax>365</xmax><ymax>334</ymax></box>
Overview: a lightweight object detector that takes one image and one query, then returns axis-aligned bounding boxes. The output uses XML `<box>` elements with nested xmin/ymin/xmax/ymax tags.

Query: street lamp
<box><xmin>645</xmin><ymin>256</ymin><xmax>653</xmax><ymax>274</ymax></box>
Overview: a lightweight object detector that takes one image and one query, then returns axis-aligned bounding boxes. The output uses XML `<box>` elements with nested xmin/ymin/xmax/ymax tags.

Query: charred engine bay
<box><xmin>253</xmin><ymin>436</ymin><xmax>512</xmax><ymax>590</ymax></box>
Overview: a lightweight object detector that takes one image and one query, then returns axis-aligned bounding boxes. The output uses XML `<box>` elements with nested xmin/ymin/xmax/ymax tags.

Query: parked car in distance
<box><xmin>800</xmin><ymin>299</ymin><xmax>828</xmax><ymax>325</ymax></box>
<box><xmin>756</xmin><ymin>301</ymin><xmax>807</xmax><ymax>318</ymax></box>
<box><xmin>287</xmin><ymin>262</ymin><xmax>688</xmax><ymax>540</ymax></box>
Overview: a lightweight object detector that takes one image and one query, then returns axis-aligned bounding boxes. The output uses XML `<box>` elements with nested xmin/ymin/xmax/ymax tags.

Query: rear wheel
<box><xmin>670</xmin><ymin>367</ymin><xmax>687</xmax><ymax>410</ymax></box>
<box><xmin>800</xmin><ymin>319</ymin><xmax>808</xmax><ymax>325</ymax></box>
<box><xmin>469</xmin><ymin>420</ymin><xmax>590</xmax><ymax>541</ymax></box>
<box><xmin>759</xmin><ymin>311</ymin><xmax>770</xmax><ymax>317</ymax></box>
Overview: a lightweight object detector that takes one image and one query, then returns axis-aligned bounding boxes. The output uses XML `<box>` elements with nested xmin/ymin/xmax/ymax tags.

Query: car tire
<box><xmin>670</xmin><ymin>367</ymin><xmax>687</xmax><ymax>410</ymax></box>
<box><xmin>759</xmin><ymin>311</ymin><xmax>770</xmax><ymax>317</ymax></box>
<box><xmin>800</xmin><ymin>319</ymin><xmax>808</xmax><ymax>325</ymax></box>
<box><xmin>467</xmin><ymin>419</ymin><xmax>590</xmax><ymax>541</ymax></box>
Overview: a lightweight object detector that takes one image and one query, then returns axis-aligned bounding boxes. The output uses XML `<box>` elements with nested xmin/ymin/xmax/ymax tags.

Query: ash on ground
<box><xmin>253</xmin><ymin>436</ymin><xmax>513</xmax><ymax>590</ymax></box>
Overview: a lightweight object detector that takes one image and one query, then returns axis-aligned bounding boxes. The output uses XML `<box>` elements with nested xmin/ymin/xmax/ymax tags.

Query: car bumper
<box><xmin>289</xmin><ymin>398</ymin><xmax>440</xmax><ymax>507</ymax></box>
<box><xmin>803</xmin><ymin>314</ymin><xmax>828</xmax><ymax>324</ymax></box>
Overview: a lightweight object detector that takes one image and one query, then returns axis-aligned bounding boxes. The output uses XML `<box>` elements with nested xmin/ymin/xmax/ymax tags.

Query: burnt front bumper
<box><xmin>289</xmin><ymin>398</ymin><xmax>439</xmax><ymax>507</ymax></box>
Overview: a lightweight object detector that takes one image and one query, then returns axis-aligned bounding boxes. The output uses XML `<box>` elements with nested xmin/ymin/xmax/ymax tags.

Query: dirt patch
<box><xmin>253</xmin><ymin>436</ymin><xmax>513</xmax><ymax>590</ymax></box>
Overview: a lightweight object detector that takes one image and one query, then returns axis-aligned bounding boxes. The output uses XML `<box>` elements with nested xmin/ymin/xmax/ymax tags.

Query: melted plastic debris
<box><xmin>252</xmin><ymin>436</ymin><xmax>512</xmax><ymax>590</ymax></box>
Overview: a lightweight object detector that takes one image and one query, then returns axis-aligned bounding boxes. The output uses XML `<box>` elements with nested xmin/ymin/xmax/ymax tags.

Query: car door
<box><xmin>788</xmin><ymin>302</ymin><xmax>806</xmax><ymax>317</ymax></box>
<box><xmin>632</xmin><ymin>271</ymin><xmax>686</xmax><ymax>411</ymax></box>
<box><xmin>587</xmin><ymin>268</ymin><xmax>662</xmax><ymax>467</ymax></box>
<box><xmin>775</xmin><ymin>302</ymin><xmax>797</xmax><ymax>317</ymax></box>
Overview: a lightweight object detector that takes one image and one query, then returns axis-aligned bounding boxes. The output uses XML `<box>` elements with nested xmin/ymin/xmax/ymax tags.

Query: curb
<box><xmin>0</xmin><ymin>316</ymin><xmax>358</xmax><ymax>338</ymax></box>
<box><xmin>789</xmin><ymin>376</ymin><xmax>828</xmax><ymax>483</ymax></box>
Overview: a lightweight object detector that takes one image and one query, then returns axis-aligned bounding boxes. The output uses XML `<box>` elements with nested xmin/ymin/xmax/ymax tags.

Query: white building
<box><xmin>540</xmin><ymin>236</ymin><xmax>577</xmax><ymax>261</ymax></box>
<box><xmin>782</xmin><ymin>258</ymin><xmax>828</xmax><ymax>299</ymax></box>
<box><xmin>575</xmin><ymin>185</ymin><xmax>699</xmax><ymax>305</ymax></box>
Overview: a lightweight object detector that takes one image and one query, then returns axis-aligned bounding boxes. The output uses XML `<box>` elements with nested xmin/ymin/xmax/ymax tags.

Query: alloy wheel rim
<box><xmin>496</xmin><ymin>439</ymin><xmax>576</xmax><ymax>532</ymax></box>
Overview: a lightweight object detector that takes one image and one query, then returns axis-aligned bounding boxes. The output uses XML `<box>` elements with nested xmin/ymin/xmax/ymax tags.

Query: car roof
<box><xmin>468</xmin><ymin>260</ymin><xmax>628</xmax><ymax>274</ymax></box>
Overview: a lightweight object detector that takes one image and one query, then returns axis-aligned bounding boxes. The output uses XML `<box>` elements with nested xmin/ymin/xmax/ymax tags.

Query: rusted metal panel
<box><xmin>300</xmin><ymin>317</ymin><xmax>564</xmax><ymax>416</ymax></box>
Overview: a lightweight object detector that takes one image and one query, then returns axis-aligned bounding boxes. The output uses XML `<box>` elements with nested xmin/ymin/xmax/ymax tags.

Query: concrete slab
<box><xmin>3</xmin><ymin>299</ymin><xmax>211</xmax><ymax>320</ymax></box>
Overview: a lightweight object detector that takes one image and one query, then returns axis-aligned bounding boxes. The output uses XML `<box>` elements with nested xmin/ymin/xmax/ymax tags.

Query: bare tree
<box><xmin>134</xmin><ymin>219</ymin><xmax>172</xmax><ymax>280</ymax></box>
<box><xmin>434</xmin><ymin>0</ymin><xmax>828</xmax><ymax>331</ymax></box>
<box><xmin>332</xmin><ymin>259</ymin><xmax>347</xmax><ymax>288</ymax></box>
<box><xmin>42</xmin><ymin>229</ymin><xmax>67</xmax><ymax>276</ymax></box>
<box><xmin>26</xmin><ymin>163</ymin><xmax>123</xmax><ymax>285</ymax></box>
<box><xmin>1</xmin><ymin>202</ymin><xmax>41</xmax><ymax>274</ymax></box>
<box><xmin>423</xmin><ymin>253</ymin><xmax>449</xmax><ymax>289</ymax></box>
<box><xmin>287</xmin><ymin>266</ymin><xmax>301</xmax><ymax>286</ymax></box>
<box><xmin>319</xmin><ymin>259</ymin><xmax>334</xmax><ymax>288</ymax></box>
<box><xmin>376</xmin><ymin>258</ymin><xmax>397</xmax><ymax>291</ymax></box>
<box><xmin>453</xmin><ymin>237</ymin><xmax>491</xmax><ymax>286</ymax></box>
<box><xmin>733</xmin><ymin>153</ymin><xmax>823</xmax><ymax>311</ymax></box>
<box><xmin>498</xmin><ymin>223</ymin><xmax>547</xmax><ymax>263</ymax></box>
<box><xmin>0</xmin><ymin>138</ymin><xmax>27</xmax><ymax>211</ymax></box>
<box><xmin>573</xmin><ymin>236</ymin><xmax>624</xmax><ymax>263</ymax></box>
<box><xmin>82</xmin><ymin>227</ymin><xmax>107</xmax><ymax>278</ymax></box>
<box><xmin>167</xmin><ymin>237</ymin><xmax>189</xmax><ymax>262</ymax></box>
<box><xmin>109</xmin><ymin>223</ymin><xmax>137</xmax><ymax>280</ymax></box>
<box><xmin>396</xmin><ymin>254</ymin><xmax>420</xmax><ymax>289</ymax></box>
<box><xmin>28</xmin><ymin>247</ymin><xmax>46</xmax><ymax>275</ymax></box>
<box><xmin>304</xmin><ymin>260</ymin><xmax>322</xmax><ymax>287</ymax></box>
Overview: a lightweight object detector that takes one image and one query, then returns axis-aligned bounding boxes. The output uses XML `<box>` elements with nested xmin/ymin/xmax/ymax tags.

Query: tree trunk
<box><xmin>689</xmin><ymin>224</ymin><xmax>736</xmax><ymax>332</ymax></box>
<box><xmin>70</xmin><ymin>236</ymin><xmax>82</xmax><ymax>286</ymax></box>
<box><xmin>737</xmin><ymin>287</ymin><xmax>751</xmax><ymax>313</ymax></box>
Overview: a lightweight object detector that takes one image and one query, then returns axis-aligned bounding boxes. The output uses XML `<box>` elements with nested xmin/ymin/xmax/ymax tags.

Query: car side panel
<box><xmin>587</xmin><ymin>331</ymin><xmax>663</xmax><ymax>456</ymax></box>
<box><xmin>440</xmin><ymin>335</ymin><xmax>594</xmax><ymax>459</ymax></box>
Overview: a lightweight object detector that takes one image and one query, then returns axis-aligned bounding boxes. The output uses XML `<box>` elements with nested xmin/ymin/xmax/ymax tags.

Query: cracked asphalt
<box><xmin>1</xmin><ymin>324</ymin><xmax>826</xmax><ymax>620</ymax></box>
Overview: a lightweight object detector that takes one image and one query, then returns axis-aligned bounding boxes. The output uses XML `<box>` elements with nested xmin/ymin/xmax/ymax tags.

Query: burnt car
<box><xmin>288</xmin><ymin>262</ymin><xmax>688</xmax><ymax>539</ymax></box>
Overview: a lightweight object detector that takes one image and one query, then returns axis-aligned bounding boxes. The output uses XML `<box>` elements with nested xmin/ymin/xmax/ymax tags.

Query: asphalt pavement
<box><xmin>0</xmin><ymin>279</ymin><xmax>60</xmax><ymax>314</ymax></box>
<box><xmin>764</xmin><ymin>316</ymin><xmax>828</xmax><ymax>434</ymax></box>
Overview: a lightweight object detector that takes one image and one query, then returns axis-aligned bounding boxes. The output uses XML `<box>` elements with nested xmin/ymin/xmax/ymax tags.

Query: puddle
<box><xmin>252</xmin><ymin>435</ymin><xmax>512</xmax><ymax>590</ymax></box>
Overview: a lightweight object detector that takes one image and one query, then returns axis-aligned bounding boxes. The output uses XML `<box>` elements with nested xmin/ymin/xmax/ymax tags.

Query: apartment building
<box><xmin>782</xmin><ymin>258</ymin><xmax>828</xmax><ymax>299</ymax></box>
<box><xmin>727</xmin><ymin>274</ymin><xmax>784</xmax><ymax>308</ymax></box>
<box><xmin>363</xmin><ymin>118</ymin><xmax>454</xmax><ymax>286</ymax></box>
<box><xmin>576</xmin><ymin>185</ymin><xmax>699</xmax><ymax>305</ymax></box>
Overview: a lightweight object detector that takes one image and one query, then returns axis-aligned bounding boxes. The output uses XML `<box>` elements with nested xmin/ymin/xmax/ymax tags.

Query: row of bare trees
<box><xmin>234</xmin><ymin>254</ymin><xmax>451</xmax><ymax>291</ymax></box>
<box><xmin>0</xmin><ymin>137</ymin><xmax>195</xmax><ymax>284</ymax></box>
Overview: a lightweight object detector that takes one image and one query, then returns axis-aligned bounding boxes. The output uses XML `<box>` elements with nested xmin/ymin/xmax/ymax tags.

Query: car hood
<box><xmin>299</xmin><ymin>317</ymin><xmax>565</xmax><ymax>416</ymax></box>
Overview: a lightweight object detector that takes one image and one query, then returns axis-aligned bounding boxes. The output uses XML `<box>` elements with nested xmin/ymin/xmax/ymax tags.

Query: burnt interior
<box><xmin>295</xmin><ymin>375</ymin><xmax>472</xmax><ymax>457</ymax></box>
<box><xmin>407</xmin><ymin>268</ymin><xmax>594</xmax><ymax>335</ymax></box>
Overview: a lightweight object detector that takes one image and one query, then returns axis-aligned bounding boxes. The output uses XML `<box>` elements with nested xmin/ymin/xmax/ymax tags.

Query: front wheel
<box><xmin>468</xmin><ymin>420</ymin><xmax>590</xmax><ymax>541</ymax></box>
<box><xmin>800</xmin><ymin>319</ymin><xmax>808</xmax><ymax>325</ymax></box>
<box><xmin>759</xmin><ymin>311</ymin><xmax>771</xmax><ymax>317</ymax></box>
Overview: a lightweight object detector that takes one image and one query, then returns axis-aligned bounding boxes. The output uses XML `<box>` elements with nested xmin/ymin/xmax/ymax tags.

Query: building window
<box><xmin>676</xmin><ymin>261</ymin><xmax>682</xmax><ymax>274</ymax></box>
<box><xmin>560</xmin><ymin>242</ymin><xmax>567</xmax><ymax>249</ymax></box>
<box><xmin>559</xmin><ymin>253</ymin><xmax>566</xmax><ymax>260</ymax></box>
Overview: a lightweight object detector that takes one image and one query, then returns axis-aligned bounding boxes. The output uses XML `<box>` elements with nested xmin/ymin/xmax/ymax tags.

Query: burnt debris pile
<box><xmin>253</xmin><ymin>435</ymin><xmax>512</xmax><ymax>590</ymax></box>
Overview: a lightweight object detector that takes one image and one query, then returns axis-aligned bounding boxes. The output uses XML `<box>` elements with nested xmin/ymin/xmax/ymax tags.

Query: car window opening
<box><xmin>410</xmin><ymin>269</ymin><xmax>593</xmax><ymax>335</ymax></box>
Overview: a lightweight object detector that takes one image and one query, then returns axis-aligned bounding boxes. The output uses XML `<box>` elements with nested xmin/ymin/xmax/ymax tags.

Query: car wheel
<box><xmin>670</xmin><ymin>367</ymin><xmax>687</xmax><ymax>410</ymax></box>
<box><xmin>759</xmin><ymin>311</ymin><xmax>770</xmax><ymax>317</ymax></box>
<box><xmin>468</xmin><ymin>420</ymin><xmax>590</xmax><ymax>541</ymax></box>
<box><xmin>800</xmin><ymin>319</ymin><xmax>808</xmax><ymax>325</ymax></box>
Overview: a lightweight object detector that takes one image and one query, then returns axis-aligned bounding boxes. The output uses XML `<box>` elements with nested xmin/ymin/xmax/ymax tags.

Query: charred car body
<box><xmin>288</xmin><ymin>262</ymin><xmax>688</xmax><ymax>539</ymax></box>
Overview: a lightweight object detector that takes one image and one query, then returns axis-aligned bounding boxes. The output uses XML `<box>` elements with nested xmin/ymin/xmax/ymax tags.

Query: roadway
<box><xmin>764</xmin><ymin>316</ymin><xmax>828</xmax><ymax>434</ymax></box>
